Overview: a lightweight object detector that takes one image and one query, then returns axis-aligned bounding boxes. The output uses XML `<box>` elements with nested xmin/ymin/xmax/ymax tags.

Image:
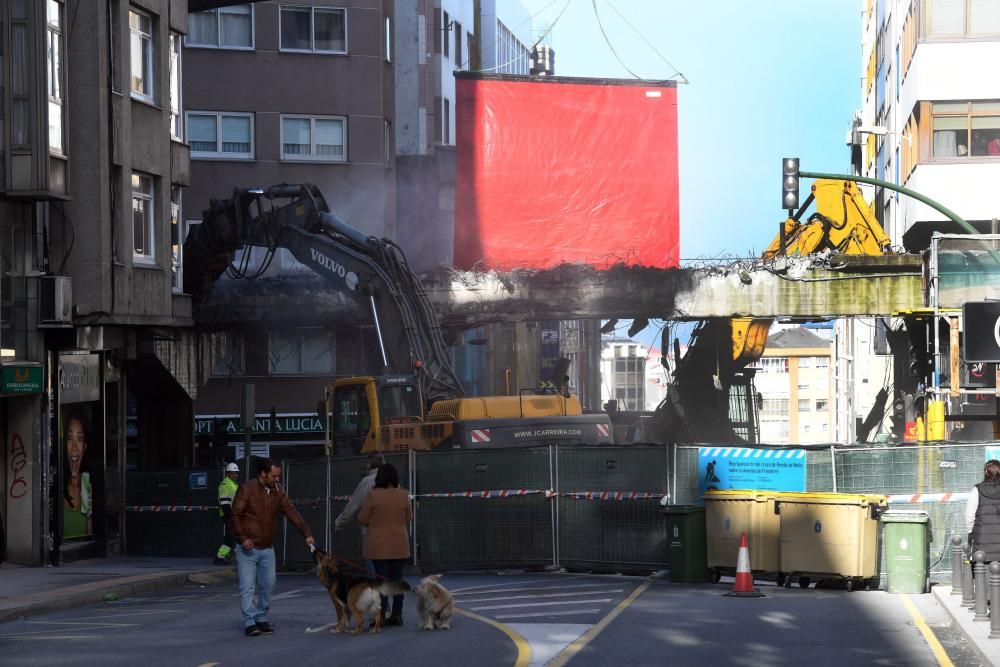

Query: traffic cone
<box><xmin>724</xmin><ymin>532</ymin><xmax>764</xmax><ymax>597</ymax></box>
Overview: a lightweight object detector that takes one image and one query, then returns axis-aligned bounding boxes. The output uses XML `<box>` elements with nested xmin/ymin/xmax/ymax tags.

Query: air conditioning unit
<box><xmin>39</xmin><ymin>276</ymin><xmax>72</xmax><ymax>325</ymax></box>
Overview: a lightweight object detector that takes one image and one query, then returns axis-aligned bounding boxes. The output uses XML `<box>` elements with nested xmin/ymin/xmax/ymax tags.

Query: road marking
<box><xmin>472</xmin><ymin>599</ymin><xmax>612</xmax><ymax>611</ymax></box>
<box><xmin>495</xmin><ymin>609</ymin><xmax>601</xmax><ymax>620</ymax></box>
<box><xmin>0</xmin><ymin>635</ymin><xmax>96</xmax><ymax>641</ymax></box>
<box><xmin>451</xmin><ymin>578</ymin><xmax>591</xmax><ymax>594</ymax></box>
<box><xmin>270</xmin><ymin>588</ymin><xmax>304</xmax><ymax>601</ymax></box>
<box><xmin>453</xmin><ymin>583</ymin><xmax>610</xmax><ymax>596</ymax></box>
<box><xmin>547</xmin><ymin>581</ymin><xmax>650</xmax><ymax>667</ymax></box>
<box><xmin>27</xmin><ymin>620</ymin><xmax>137</xmax><ymax>627</ymax></box>
<box><xmin>900</xmin><ymin>594</ymin><xmax>955</xmax><ymax>667</ymax></box>
<box><xmin>460</xmin><ymin>589</ymin><xmax>624</xmax><ymax>603</ymax></box>
<box><xmin>456</xmin><ymin>607</ymin><xmax>532</xmax><ymax>667</ymax></box>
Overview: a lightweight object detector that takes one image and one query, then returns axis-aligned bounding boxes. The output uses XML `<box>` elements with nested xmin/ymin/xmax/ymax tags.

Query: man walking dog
<box><xmin>231</xmin><ymin>458</ymin><xmax>315</xmax><ymax>636</ymax></box>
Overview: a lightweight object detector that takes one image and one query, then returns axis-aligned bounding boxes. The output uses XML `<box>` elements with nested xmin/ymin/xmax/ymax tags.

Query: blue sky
<box><xmin>517</xmin><ymin>0</ymin><xmax>861</xmax><ymax>347</ymax></box>
<box><xmin>520</xmin><ymin>0</ymin><xmax>862</xmax><ymax>260</ymax></box>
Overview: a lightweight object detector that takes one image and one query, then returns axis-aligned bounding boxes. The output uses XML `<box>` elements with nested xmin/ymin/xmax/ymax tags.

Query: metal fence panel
<box><xmin>557</xmin><ymin>445</ymin><xmax>669</xmax><ymax>572</ymax></box>
<box><xmin>414</xmin><ymin>448</ymin><xmax>553</xmax><ymax>570</ymax></box>
<box><xmin>124</xmin><ymin>470</ymin><xmax>221</xmax><ymax>558</ymax></box>
<box><xmin>806</xmin><ymin>447</ymin><xmax>835</xmax><ymax>492</ymax></box>
<box><xmin>674</xmin><ymin>446</ymin><xmax>700</xmax><ymax>503</ymax></box>
<box><xmin>281</xmin><ymin>458</ymin><xmax>329</xmax><ymax>567</ymax></box>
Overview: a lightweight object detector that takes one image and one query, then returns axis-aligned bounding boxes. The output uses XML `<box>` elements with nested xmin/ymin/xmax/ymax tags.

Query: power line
<box><xmin>590</xmin><ymin>0</ymin><xmax>640</xmax><ymax>78</ymax></box>
<box><xmin>602</xmin><ymin>0</ymin><xmax>688</xmax><ymax>83</ymax></box>
<box><xmin>463</xmin><ymin>0</ymin><xmax>567</xmax><ymax>73</ymax></box>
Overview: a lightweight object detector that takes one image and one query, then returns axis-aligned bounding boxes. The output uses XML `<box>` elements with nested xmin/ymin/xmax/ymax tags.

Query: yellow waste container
<box><xmin>776</xmin><ymin>492</ymin><xmax>887</xmax><ymax>591</ymax></box>
<box><xmin>703</xmin><ymin>490</ymin><xmax>781</xmax><ymax>583</ymax></box>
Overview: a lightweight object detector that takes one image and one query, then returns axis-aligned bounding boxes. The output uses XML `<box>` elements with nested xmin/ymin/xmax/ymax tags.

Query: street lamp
<box><xmin>854</xmin><ymin>125</ymin><xmax>912</xmax><ymax>145</ymax></box>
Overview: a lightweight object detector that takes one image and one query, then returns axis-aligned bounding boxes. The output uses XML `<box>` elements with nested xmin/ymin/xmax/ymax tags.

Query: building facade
<box><xmin>841</xmin><ymin>0</ymin><xmax>1000</xmax><ymax>443</ymax></box>
<box><xmin>756</xmin><ymin>327</ymin><xmax>834</xmax><ymax>445</ymax></box>
<box><xmin>2</xmin><ymin>0</ymin><xmax>194</xmax><ymax>565</ymax></box>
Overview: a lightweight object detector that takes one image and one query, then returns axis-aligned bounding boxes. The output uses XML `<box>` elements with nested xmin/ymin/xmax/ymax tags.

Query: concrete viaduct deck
<box><xmin>194</xmin><ymin>255</ymin><xmax>924</xmax><ymax>328</ymax></box>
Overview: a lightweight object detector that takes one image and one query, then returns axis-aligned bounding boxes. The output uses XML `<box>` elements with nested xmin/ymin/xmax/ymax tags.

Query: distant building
<box><xmin>599</xmin><ymin>337</ymin><xmax>669</xmax><ymax>412</ymax></box>
<box><xmin>756</xmin><ymin>327</ymin><xmax>834</xmax><ymax>445</ymax></box>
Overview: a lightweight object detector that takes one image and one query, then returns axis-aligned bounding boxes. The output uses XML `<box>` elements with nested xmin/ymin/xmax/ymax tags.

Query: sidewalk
<box><xmin>0</xmin><ymin>557</ymin><xmax>235</xmax><ymax>624</ymax></box>
<box><xmin>933</xmin><ymin>584</ymin><xmax>1000</xmax><ymax>666</ymax></box>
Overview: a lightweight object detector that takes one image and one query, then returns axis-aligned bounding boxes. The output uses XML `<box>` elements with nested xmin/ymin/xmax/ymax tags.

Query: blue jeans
<box><xmin>235</xmin><ymin>546</ymin><xmax>276</xmax><ymax>628</ymax></box>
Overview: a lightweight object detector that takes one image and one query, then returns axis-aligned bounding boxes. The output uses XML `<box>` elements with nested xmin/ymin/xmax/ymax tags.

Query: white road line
<box><xmin>450</xmin><ymin>577</ymin><xmax>591</xmax><ymax>594</ymax></box>
<box><xmin>0</xmin><ymin>635</ymin><xmax>97</xmax><ymax>641</ymax></box>
<box><xmin>459</xmin><ymin>589</ymin><xmax>624</xmax><ymax>603</ymax></box>
<box><xmin>454</xmin><ymin>583</ymin><xmax>622</xmax><ymax>597</ymax></box>
<box><xmin>60</xmin><ymin>609</ymin><xmax>186</xmax><ymax>620</ymax></box>
<box><xmin>472</xmin><ymin>599</ymin><xmax>613</xmax><ymax>611</ymax></box>
<box><xmin>494</xmin><ymin>609</ymin><xmax>601</xmax><ymax>620</ymax></box>
<box><xmin>27</xmin><ymin>620</ymin><xmax>137</xmax><ymax>627</ymax></box>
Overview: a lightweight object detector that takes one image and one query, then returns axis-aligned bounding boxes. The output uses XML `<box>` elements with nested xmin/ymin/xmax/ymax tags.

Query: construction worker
<box><xmin>214</xmin><ymin>462</ymin><xmax>240</xmax><ymax>565</ymax></box>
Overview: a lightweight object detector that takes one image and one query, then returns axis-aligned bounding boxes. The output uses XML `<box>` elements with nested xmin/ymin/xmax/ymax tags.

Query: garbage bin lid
<box><xmin>880</xmin><ymin>509</ymin><xmax>929</xmax><ymax>523</ymax></box>
<box><xmin>773</xmin><ymin>492</ymin><xmax>888</xmax><ymax>506</ymax></box>
<box><xmin>661</xmin><ymin>505</ymin><xmax>705</xmax><ymax>515</ymax></box>
<box><xmin>703</xmin><ymin>489</ymin><xmax>778</xmax><ymax>502</ymax></box>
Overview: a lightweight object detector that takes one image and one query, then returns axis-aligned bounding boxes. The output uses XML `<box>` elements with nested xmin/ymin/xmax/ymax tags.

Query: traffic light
<box><xmin>781</xmin><ymin>157</ymin><xmax>800</xmax><ymax>210</ymax></box>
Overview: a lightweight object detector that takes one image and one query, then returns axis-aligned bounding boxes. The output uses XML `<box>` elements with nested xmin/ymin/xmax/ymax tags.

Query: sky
<box><xmin>518</xmin><ymin>0</ymin><xmax>862</xmax><ymax>347</ymax></box>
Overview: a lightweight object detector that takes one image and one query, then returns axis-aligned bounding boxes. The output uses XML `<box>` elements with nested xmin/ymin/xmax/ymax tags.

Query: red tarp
<box><xmin>454</xmin><ymin>74</ymin><xmax>679</xmax><ymax>270</ymax></box>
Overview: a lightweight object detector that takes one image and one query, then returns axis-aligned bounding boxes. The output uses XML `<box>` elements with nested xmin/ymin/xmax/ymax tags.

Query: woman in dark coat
<box><xmin>359</xmin><ymin>463</ymin><xmax>412</xmax><ymax>626</ymax></box>
<box><xmin>968</xmin><ymin>459</ymin><xmax>1000</xmax><ymax>561</ymax></box>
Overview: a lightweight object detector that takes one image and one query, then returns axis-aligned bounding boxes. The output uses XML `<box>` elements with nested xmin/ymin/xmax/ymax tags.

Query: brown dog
<box><xmin>306</xmin><ymin>548</ymin><xmax>410</xmax><ymax>635</ymax></box>
<box><xmin>413</xmin><ymin>574</ymin><xmax>454</xmax><ymax>630</ymax></box>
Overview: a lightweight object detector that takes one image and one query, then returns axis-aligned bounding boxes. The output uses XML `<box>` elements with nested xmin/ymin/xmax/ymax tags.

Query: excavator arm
<box><xmin>183</xmin><ymin>184</ymin><xmax>464</xmax><ymax>403</ymax></box>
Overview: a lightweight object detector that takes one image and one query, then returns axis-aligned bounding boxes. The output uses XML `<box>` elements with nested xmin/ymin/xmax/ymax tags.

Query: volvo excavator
<box><xmin>649</xmin><ymin>179</ymin><xmax>892</xmax><ymax>444</ymax></box>
<box><xmin>184</xmin><ymin>184</ymin><xmax>613</xmax><ymax>455</ymax></box>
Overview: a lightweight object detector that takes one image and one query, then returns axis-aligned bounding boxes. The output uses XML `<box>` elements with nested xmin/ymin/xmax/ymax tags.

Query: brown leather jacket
<box><xmin>231</xmin><ymin>478</ymin><xmax>312</xmax><ymax>548</ymax></box>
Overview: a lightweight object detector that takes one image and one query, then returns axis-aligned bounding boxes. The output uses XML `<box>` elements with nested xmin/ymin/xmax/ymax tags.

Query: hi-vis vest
<box><xmin>218</xmin><ymin>477</ymin><xmax>239</xmax><ymax>517</ymax></box>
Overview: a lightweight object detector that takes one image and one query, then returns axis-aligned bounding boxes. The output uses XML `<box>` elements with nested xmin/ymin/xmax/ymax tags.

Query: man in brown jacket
<box><xmin>231</xmin><ymin>458</ymin><xmax>314</xmax><ymax>637</ymax></box>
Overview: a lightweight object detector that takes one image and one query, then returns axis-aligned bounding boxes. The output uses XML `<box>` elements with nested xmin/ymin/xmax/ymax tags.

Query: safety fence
<box><xmin>125</xmin><ymin>441</ymin><xmax>996</xmax><ymax>576</ymax></box>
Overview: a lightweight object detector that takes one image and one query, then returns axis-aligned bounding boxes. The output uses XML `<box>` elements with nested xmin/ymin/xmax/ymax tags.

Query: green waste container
<box><xmin>880</xmin><ymin>510</ymin><xmax>929</xmax><ymax>594</ymax></box>
<box><xmin>662</xmin><ymin>505</ymin><xmax>709</xmax><ymax>583</ymax></box>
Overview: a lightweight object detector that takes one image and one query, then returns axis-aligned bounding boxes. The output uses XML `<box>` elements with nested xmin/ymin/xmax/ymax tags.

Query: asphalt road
<box><xmin>0</xmin><ymin>572</ymin><xmax>985</xmax><ymax>666</ymax></box>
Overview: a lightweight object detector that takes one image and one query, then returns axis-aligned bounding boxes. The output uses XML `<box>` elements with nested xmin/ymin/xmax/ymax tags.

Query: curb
<box><xmin>0</xmin><ymin>568</ymin><xmax>235</xmax><ymax>624</ymax></box>
<box><xmin>930</xmin><ymin>584</ymin><xmax>998</xmax><ymax>667</ymax></box>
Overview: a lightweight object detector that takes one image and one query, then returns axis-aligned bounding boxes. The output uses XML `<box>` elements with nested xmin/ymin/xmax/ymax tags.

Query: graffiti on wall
<box><xmin>7</xmin><ymin>432</ymin><xmax>27</xmax><ymax>499</ymax></box>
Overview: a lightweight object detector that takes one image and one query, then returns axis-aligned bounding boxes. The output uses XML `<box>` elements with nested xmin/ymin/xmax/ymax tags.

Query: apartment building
<box><xmin>756</xmin><ymin>327</ymin><xmax>834</xmax><ymax>445</ymax></box>
<box><xmin>840</xmin><ymin>0</ymin><xmax>1000</xmax><ymax>443</ymax></box>
<box><xmin>182</xmin><ymin>1</ymin><xmax>396</xmax><ymax>461</ymax></box>
<box><xmin>599</xmin><ymin>336</ymin><xmax>669</xmax><ymax>413</ymax></box>
<box><xmin>1</xmin><ymin>0</ymin><xmax>193</xmax><ymax>565</ymax></box>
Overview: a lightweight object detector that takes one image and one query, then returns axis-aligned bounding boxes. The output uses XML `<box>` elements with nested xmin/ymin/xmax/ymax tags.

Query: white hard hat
<box><xmin>225</xmin><ymin>463</ymin><xmax>240</xmax><ymax>473</ymax></box>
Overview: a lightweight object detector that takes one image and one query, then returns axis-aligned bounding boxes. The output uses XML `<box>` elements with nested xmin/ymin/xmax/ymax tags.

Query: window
<box><xmin>129</xmin><ymin>9</ymin><xmax>153</xmax><ymax>101</ymax></box>
<box><xmin>280</xmin><ymin>115</ymin><xmax>346</xmax><ymax>161</ymax></box>
<box><xmin>816</xmin><ymin>399</ymin><xmax>828</xmax><ymax>411</ymax></box>
<box><xmin>170</xmin><ymin>189</ymin><xmax>182</xmax><ymax>291</ymax></box>
<box><xmin>442</xmin><ymin>11</ymin><xmax>449</xmax><ymax>57</ymax></box>
<box><xmin>187</xmin><ymin>112</ymin><xmax>254</xmax><ymax>159</ymax></box>
<box><xmin>815</xmin><ymin>357</ymin><xmax>829</xmax><ymax>368</ymax></box>
<box><xmin>168</xmin><ymin>33</ymin><xmax>182</xmax><ymax>139</ymax></box>
<box><xmin>384</xmin><ymin>119</ymin><xmax>392</xmax><ymax>165</ymax></box>
<box><xmin>280</xmin><ymin>6</ymin><xmax>347</xmax><ymax>53</ymax></box>
<box><xmin>798</xmin><ymin>399</ymin><xmax>810</xmax><ymax>411</ymax></box>
<box><xmin>761</xmin><ymin>398</ymin><xmax>789</xmax><ymax>418</ymax></box>
<box><xmin>932</xmin><ymin>101</ymin><xmax>1000</xmax><ymax>158</ymax></box>
<box><xmin>925</xmin><ymin>0</ymin><xmax>1000</xmax><ymax>38</ymax></box>
<box><xmin>385</xmin><ymin>14</ymin><xmax>392</xmax><ymax>62</ymax></box>
<box><xmin>454</xmin><ymin>21</ymin><xmax>462</xmax><ymax>66</ymax></box>
<box><xmin>211</xmin><ymin>332</ymin><xmax>244</xmax><ymax>376</ymax></box>
<box><xmin>799</xmin><ymin>357</ymin><xmax>812</xmax><ymax>368</ymax></box>
<box><xmin>10</xmin><ymin>2</ymin><xmax>30</xmax><ymax>149</ymax></box>
<box><xmin>760</xmin><ymin>357</ymin><xmax>789</xmax><ymax>373</ymax></box>
<box><xmin>269</xmin><ymin>331</ymin><xmax>334</xmax><ymax>375</ymax></box>
<box><xmin>131</xmin><ymin>172</ymin><xmax>154</xmax><ymax>262</ymax></box>
<box><xmin>47</xmin><ymin>1</ymin><xmax>66</xmax><ymax>154</ymax></box>
<box><xmin>187</xmin><ymin>4</ymin><xmax>253</xmax><ymax>49</ymax></box>
<box><xmin>443</xmin><ymin>98</ymin><xmax>450</xmax><ymax>144</ymax></box>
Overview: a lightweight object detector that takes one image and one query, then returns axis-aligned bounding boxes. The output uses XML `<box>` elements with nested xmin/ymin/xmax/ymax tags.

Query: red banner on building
<box><xmin>454</xmin><ymin>73</ymin><xmax>680</xmax><ymax>270</ymax></box>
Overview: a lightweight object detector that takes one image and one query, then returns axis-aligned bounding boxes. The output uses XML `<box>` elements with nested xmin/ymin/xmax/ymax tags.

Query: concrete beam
<box><xmin>193</xmin><ymin>256</ymin><xmax>925</xmax><ymax>328</ymax></box>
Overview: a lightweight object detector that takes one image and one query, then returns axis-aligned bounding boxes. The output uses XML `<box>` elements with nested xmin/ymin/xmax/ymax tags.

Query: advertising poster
<box><xmin>698</xmin><ymin>447</ymin><xmax>807</xmax><ymax>499</ymax></box>
<box><xmin>58</xmin><ymin>354</ymin><xmax>102</xmax><ymax>541</ymax></box>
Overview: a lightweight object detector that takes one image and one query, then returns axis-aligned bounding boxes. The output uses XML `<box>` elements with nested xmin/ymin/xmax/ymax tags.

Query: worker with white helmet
<box><xmin>214</xmin><ymin>462</ymin><xmax>241</xmax><ymax>565</ymax></box>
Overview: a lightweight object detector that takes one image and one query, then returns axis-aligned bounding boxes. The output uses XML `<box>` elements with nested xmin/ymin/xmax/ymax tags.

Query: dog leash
<box><xmin>311</xmin><ymin>544</ymin><xmax>386</xmax><ymax>581</ymax></box>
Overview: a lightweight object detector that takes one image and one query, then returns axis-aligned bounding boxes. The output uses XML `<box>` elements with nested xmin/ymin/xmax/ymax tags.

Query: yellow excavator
<box><xmin>652</xmin><ymin>179</ymin><xmax>892</xmax><ymax>444</ymax></box>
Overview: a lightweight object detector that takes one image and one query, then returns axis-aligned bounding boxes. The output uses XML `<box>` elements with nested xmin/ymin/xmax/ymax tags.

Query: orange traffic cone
<box><xmin>724</xmin><ymin>532</ymin><xmax>764</xmax><ymax>597</ymax></box>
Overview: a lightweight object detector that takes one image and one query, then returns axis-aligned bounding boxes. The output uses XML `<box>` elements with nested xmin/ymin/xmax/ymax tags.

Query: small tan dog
<box><xmin>413</xmin><ymin>575</ymin><xmax>454</xmax><ymax>630</ymax></box>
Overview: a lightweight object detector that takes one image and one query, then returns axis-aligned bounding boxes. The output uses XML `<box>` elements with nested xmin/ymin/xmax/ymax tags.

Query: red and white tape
<box><xmin>562</xmin><ymin>491</ymin><xmax>665</xmax><ymax>501</ymax></box>
<box><xmin>416</xmin><ymin>489</ymin><xmax>545</xmax><ymax>499</ymax></box>
<box><xmin>126</xmin><ymin>505</ymin><xmax>217</xmax><ymax>512</ymax></box>
<box><xmin>887</xmin><ymin>492</ymin><xmax>969</xmax><ymax>504</ymax></box>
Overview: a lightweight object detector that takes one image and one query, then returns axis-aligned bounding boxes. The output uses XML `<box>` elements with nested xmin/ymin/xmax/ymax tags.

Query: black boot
<box><xmin>384</xmin><ymin>610</ymin><xmax>403</xmax><ymax>627</ymax></box>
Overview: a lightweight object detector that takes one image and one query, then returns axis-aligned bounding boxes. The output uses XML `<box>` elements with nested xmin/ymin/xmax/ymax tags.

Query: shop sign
<box><xmin>194</xmin><ymin>414</ymin><xmax>325</xmax><ymax>435</ymax></box>
<box><xmin>59</xmin><ymin>353</ymin><xmax>101</xmax><ymax>403</ymax></box>
<box><xmin>1</xmin><ymin>363</ymin><xmax>42</xmax><ymax>394</ymax></box>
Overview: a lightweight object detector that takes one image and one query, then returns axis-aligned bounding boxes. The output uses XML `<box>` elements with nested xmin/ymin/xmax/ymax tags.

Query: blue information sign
<box><xmin>698</xmin><ymin>447</ymin><xmax>807</xmax><ymax>499</ymax></box>
<box><xmin>188</xmin><ymin>472</ymin><xmax>208</xmax><ymax>490</ymax></box>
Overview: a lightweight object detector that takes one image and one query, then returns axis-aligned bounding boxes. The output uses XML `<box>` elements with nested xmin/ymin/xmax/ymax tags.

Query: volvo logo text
<box><xmin>310</xmin><ymin>249</ymin><xmax>359</xmax><ymax>290</ymax></box>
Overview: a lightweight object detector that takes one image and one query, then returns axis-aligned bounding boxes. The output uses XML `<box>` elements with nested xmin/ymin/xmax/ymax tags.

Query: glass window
<box><xmin>131</xmin><ymin>172</ymin><xmax>154</xmax><ymax>261</ymax></box>
<box><xmin>816</xmin><ymin>399</ymin><xmax>828</xmax><ymax>411</ymax></box>
<box><xmin>926</xmin><ymin>0</ymin><xmax>1000</xmax><ymax>37</ymax></box>
<box><xmin>760</xmin><ymin>357</ymin><xmax>789</xmax><ymax>373</ymax></box>
<box><xmin>442</xmin><ymin>11</ymin><xmax>450</xmax><ymax>57</ymax></box>
<box><xmin>454</xmin><ymin>21</ymin><xmax>462</xmax><ymax>66</ymax></box>
<box><xmin>269</xmin><ymin>331</ymin><xmax>334</xmax><ymax>374</ymax></box>
<box><xmin>815</xmin><ymin>357</ymin><xmax>829</xmax><ymax>368</ymax></box>
<box><xmin>170</xmin><ymin>189</ymin><xmax>182</xmax><ymax>291</ymax></box>
<box><xmin>280</xmin><ymin>116</ymin><xmax>346</xmax><ymax>161</ymax></box>
<box><xmin>210</xmin><ymin>332</ymin><xmax>244</xmax><ymax>376</ymax></box>
<box><xmin>798</xmin><ymin>399</ymin><xmax>810</xmax><ymax>411</ymax></box>
<box><xmin>385</xmin><ymin>15</ymin><xmax>392</xmax><ymax>62</ymax></box>
<box><xmin>47</xmin><ymin>0</ymin><xmax>66</xmax><ymax>154</ymax></box>
<box><xmin>187</xmin><ymin>112</ymin><xmax>254</xmax><ymax>159</ymax></box>
<box><xmin>169</xmin><ymin>33</ymin><xmax>182</xmax><ymax>139</ymax></box>
<box><xmin>280</xmin><ymin>6</ymin><xmax>347</xmax><ymax>53</ymax></box>
<box><xmin>188</xmin><ymin>4</ymin><xmax>253</xmax><ymax>48</ymax></box>
<box><xmin>333</xmin><ymin>385</ymin><xmax>370</xmax><ymax>437</ymax></box>
<box><xmin>11</xmin><ymin>3</ymin><xmax>29</xmax><ymax>149</ymax></box>
<box><xmin>129</xmin><ymin>10</ymin><xmax>153</xmax><ymax>100</ymax></box>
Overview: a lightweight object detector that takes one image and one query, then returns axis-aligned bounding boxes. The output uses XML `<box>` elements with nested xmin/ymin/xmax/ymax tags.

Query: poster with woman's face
<box><xmin>61</xmin><ymin>405</ymin><xmax>99</xmax><ymax>540</ymax></box>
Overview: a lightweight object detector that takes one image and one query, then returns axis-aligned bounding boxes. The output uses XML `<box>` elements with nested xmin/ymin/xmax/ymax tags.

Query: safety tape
<box><xmin>561</xmin><ymin>491</ymin><xmax>666</xmax><ymax>501</ymax></box>
<box><xmin>126</xmin><ymin>505</ymin><xmax>217</xmax><ymax>512</ymax></box>
<box><xmin>887</xmin><ymin>492</ymin><xmax>969</xmax><ymax>504</ymax></box>
<box><xmin>415</xmin><ymin>489</ymin><xmax>544</xmax><ymax>499</ymax></box>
